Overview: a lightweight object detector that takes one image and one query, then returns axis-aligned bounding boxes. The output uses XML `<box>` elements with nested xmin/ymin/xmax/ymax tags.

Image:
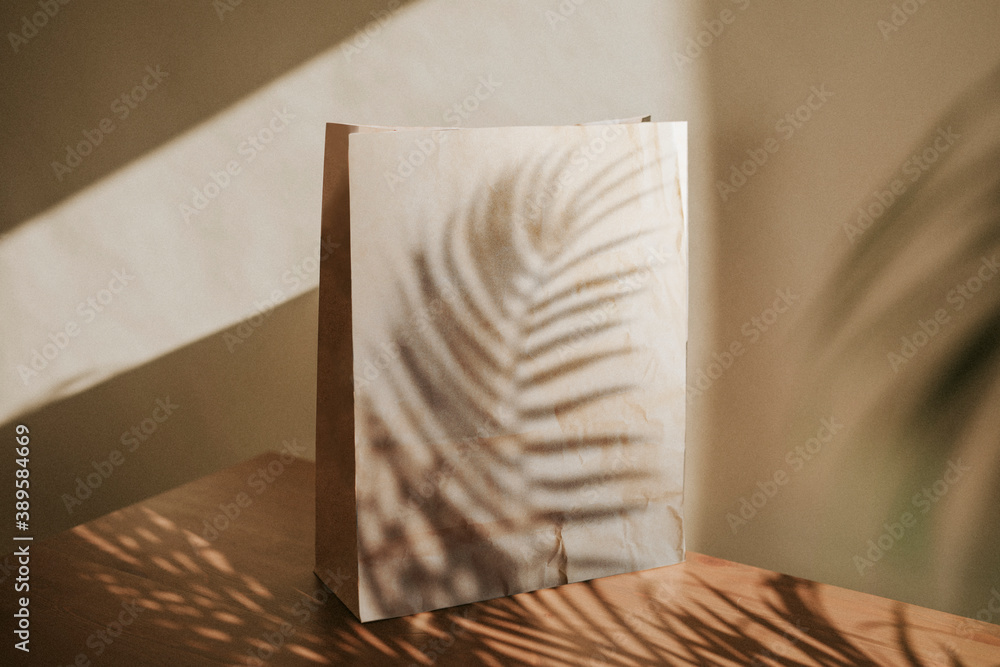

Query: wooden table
<box><xmin>4</xmin><ymin>453</ymin><xmax>999</xmax><ymax>666</ymax></box>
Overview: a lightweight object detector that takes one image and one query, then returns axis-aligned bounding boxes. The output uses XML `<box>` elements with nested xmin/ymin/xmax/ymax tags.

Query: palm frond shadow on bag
<box><xmin>355</xmin><ymin>145</ymin><xmax>671</xmax><ymax>619</ymax></box>
<box><xmin>803</xmin><ymin>61</ymin><xmax>1000</xmax><ymax>601</ymax></box>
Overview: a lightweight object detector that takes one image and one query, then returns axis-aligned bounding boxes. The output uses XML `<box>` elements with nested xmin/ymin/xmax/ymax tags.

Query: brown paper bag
<box><xmin>316</xmin><ymin>120</ymin><xmax>687</xmax><ymax>622</ymax></box>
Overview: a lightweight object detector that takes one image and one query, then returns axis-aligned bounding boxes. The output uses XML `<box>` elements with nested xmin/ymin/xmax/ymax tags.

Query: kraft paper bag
<box><xmin>316</xmin><ymin>120</ymin><xmax>687</xmax><ymax>622</ymax></box>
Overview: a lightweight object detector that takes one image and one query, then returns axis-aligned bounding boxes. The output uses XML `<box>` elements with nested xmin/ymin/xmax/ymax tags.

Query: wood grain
<box><xmin>3</xmin><ymin>453</ymin><xmax>998</xmax><ymax>666</ymax></box>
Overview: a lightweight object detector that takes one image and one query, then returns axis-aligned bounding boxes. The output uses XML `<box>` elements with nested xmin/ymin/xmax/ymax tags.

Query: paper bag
<box><xmin>316</xmin><ymin>120</ymin><xmax>687</xmax><ymax>622</ymax></box>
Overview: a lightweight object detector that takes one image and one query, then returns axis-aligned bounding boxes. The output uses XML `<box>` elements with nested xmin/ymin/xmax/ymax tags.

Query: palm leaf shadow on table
<box><xmin>353</xmin><ymin>145</ymin><xmax>674</xmax><ymax>620</ymax></box>
<box><xmin>803</xmin><ymin>61</ymin><xmax>1000</xmax><ymax>605</ymax></box>
<box><xmin>367</xmin><ymin>558</ymin><xmax>979</xmax><ymax>666</ymax></box>
<box><xmin>521</xmin><ymin>572</ymin><xmax>974</xmax><ymax>666</ymax></box>
<box><xmin>66</xmin><ymin>505</ymin><xmax>983</xmax><ymax>665</ymax></box>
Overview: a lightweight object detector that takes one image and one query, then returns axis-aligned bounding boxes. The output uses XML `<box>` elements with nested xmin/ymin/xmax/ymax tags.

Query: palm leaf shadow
<box><xmin>656</xmin><ymin>576</ymin><xmax>973</xmax><ymax>666</ymax></box>
<box><xmin>422</xmin><ymin>564</ymin><xmax>973</xmax><ymax>666</ymax></box>
<box><xmin>67</xmin><ymin>504</ymin><xmax>980</xmax><ymax>667</ymax></box>
<box><xmin>804</xmin><ymin>60</ymin><xmax>1000</xmax><ymax>603</ymax></box>
<box><xmin>354</xmin><ymin>138</ymin><xmax>678</xmax><ymax>620</ymax></box>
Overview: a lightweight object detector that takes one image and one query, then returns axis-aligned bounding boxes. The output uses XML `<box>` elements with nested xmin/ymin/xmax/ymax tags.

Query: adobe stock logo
<box><xmin>672</xmin><ymin>0</ymin><xmax>751</xmax><ymax>69</ymax></box>
<box><xmin>877</xmin><ymin>0</ymin><xmax>933</xmax><ymax>40</ymax></box>
<box><xmin>223</xmin><ymin>235</ymin><xmax>339</xmax><ymax>353</ymax></box>
<box><xmin>843</xmin><ymin>126</ymin><xmax>959</xmax><ymax>244</ymax></box>
<box><xmin>7</xmin><ymin>0</ymin><xmax>71</xmax><ymax>53</ymax></box>
<box><xmin>340</xmin><ymin>0</ymin><xmax>401</xmax><ymax>61</ymax></box>
<box><xmin>688</xmin><ymin>287</ymin><xmax>800</xmax><ymax>402</ymax></box>
<box><xmin>16</xmin><ymin>268</ymin><xmax>135</xmax><ymax>386</ymax></box>
<box><xmin>61</xmin><ymin>397</ymin><xmax>180</xmax><ymax>514</ymax></box>
<box><xmin>543</xmin><ymin>0</ymin><xmax>588</xmax><ymax>31</ymax></box>
<box><xmin>960</xmin><ymin>588</ymin><xmax>1000</xmax><ymax>632</ymax></box>
<box><xmin>726</xmin><ymin>417</ymin><xmax>844</xmax><ymax>534</ymax></box>
<box><xmin>853</xmin><ymin>458</ymin><xmax>970</xmax><ymax>576</ymax></box>
<box><xmin>517</xmin><ymin>121</ymin><xmax>627</xmax><ymax>226</ymax></box>
<box><xmin>180</xmin><ymin>107</ymin><xmax>295</xmax><ymax>224</ymax></box>
<box><xmin>382</xmin><ymin>75</ymin><xmax>502</xmax><ymax>192</ymax></box>
<box><xmin>886</xmin><ymin>254</ymin><xmax>997</xmax><ymax>374</ymax></box>
<box><xmin>199</xmin><ymin>440</ymin><xmax>306</xmax><ymax>542</ymax></box>
<box><xmin>50</xmin><ymin>66</ymin><xmax>169</xmax><ymax>182</ymax></box>
<box><xmin>716</xmin><ymin>84</ymin><xmax>833</xmax><ymax>203</ymax></box>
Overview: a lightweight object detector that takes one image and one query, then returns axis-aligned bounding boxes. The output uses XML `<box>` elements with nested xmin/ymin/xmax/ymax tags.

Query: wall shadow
<box><xmin>1</xmin><ymin>289</ymin><xmax>320</xmax><ymax>543</ymax></box>
<box><xmin>799</xmin><ymin>61</ymin><xmax>1000</xmax><ymax>614</ymax></box>
<box><xmin>0</xmin><ymin>0</ymin><xmax>415</xmax><ymax>233</ymax></box>
<box><xmin>691</xmin><ymin>0</ymin><xmax>1000</xmax><ymax>622</ymax></box>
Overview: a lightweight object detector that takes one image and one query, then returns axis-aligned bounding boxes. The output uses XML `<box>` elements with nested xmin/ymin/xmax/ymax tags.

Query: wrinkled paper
<box><xmin>316</xmin><ymin>121</ymin><xmax>687</xmax><ymax>621</ymax></box>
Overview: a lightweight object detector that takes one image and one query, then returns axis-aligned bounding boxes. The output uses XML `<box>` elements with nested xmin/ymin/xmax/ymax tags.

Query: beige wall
<box><xmin>689</xmin><ymin>1</ymin><xmax>1000</xmax><ymax>619</ymax></box>
<box><xmin>2</xmin><ymin>0</ymin><xmax>998</xmax><ymax>622</ymax></box>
